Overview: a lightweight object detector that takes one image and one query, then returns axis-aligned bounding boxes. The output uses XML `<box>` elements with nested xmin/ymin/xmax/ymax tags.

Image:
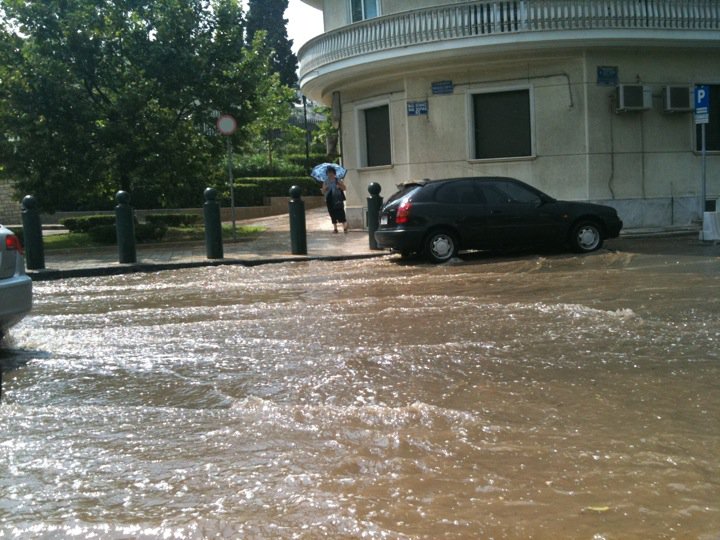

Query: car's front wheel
<box><xmin>570</xmin><ymin>221</ymin><xmax>603</xmax><ymax>252</ymax></box>
<box><xmin>424</xmin><ymin>230</ymin><xmax>457</xmax><ymax>263</ymax></box>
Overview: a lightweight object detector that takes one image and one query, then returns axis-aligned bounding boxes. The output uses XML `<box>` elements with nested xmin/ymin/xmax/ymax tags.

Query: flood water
<box><xmin>1</xmin><ymin>241</ymin><xmax>719</xmax><ymax>539</ymax></box>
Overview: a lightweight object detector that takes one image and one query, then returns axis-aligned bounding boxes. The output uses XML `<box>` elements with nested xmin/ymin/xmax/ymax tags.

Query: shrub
<box><xmin>85</xmin><ymin>223</ymin><xmax>168</xmax><ymax>244</ymax></box>
<box><xmin>145</xmin><ymin>213</ymin><xmax>202</xmax><ymax>227</ymax></box>
<box><xmin>60</xmin><ymin>215</ymin><xmax>115</xmax><ymax>233</ymax></box>
<box><xmin>230</xmin><ymin>177</ymin><xmax>321</xmax><ymax>206</ymax></box>
<box><xmin>86</xmin><ymin>225</ymin><xmax>116</xmax><ymax>244</ymax></box>
<box><xmin>233</xmin><ymin>183</ymin><xmax>265</xmax><ymax>206</ymax></box>
<box><xmin>135</xmin><ymin>222</ymin><xmax>168</xmax><ymax>243</ymax></box>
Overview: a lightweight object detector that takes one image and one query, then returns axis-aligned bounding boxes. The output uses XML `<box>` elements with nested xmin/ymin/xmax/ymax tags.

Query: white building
<box><xmin>297</xmin><ymin>0</ymin><xmax>720</xmax><ymax>229</ymax></box>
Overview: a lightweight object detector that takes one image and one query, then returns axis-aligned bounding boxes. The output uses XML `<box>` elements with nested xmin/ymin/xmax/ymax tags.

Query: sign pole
<box><xmin>701</xmin><ymin>122</ymin><xmax>707</xmax><ymax>217</ymax></box>
<box><xmin>217</xmin><ymin>114</ymin><xmax>238</xmax><ymax>241</ymax></box>
<box><xmin>694</xmin><ymin>86</ymin><xmax>710</xmax><ymax>239</ymax></box>
<box><xmin>227</xmin><ymin>136</ymin><xmax>236</xmax><ymax>241</ymax></box>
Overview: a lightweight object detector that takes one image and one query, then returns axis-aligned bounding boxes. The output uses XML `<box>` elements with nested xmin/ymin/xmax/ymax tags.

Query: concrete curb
<box><xmin>27</xmin><ymin>252</ymin><xmax>390</xmax><ymax>282</ymax></box>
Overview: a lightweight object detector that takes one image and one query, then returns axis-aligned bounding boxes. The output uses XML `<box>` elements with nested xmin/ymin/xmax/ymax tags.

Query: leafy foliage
<box><xmin>0</xmin><ymin>0</ymin><xmax>272</xmax><ymax>212</ymax></box>
<box><xmin>245</xmin><ymin>0</ymin><xmax>297</xmax><ymax>88</ymax></box>
<box><xmin>246</xmin><ymin>68</ymin><xmax>303</xmax><ymax>171</ymax></box>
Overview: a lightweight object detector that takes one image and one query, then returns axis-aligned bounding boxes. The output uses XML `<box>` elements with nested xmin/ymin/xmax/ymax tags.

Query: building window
<box><xmin>351</xmin><ymin>0</ymin><xmax>379</xmax><ymax>23</ymax></box>
<box><xmin>472</xmin><ymin>89</ymin><xmax>532</xmax><ymax>159</ymax></box>
<box><xmin>696</xmin><ymin>84</ymin><xmax>720</xmax><ymax>152</ymax></box>
<box><xmin>358</xmin><ymin>104</ymin><xmax>391</xmax><ymax>167</ymax></box>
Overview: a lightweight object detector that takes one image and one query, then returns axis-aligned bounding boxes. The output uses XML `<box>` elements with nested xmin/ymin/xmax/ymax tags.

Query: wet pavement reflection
<box><xmin>1</xmin><ymin>238</ymin><xmax>719</xmax><ymax>539</ymax></box>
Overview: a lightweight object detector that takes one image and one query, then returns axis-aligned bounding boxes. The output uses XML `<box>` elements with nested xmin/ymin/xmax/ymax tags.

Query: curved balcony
<box><xmin>298</xmin><ymin>0</ymin><xmax>720</xmax><ymax>92</ymax></box>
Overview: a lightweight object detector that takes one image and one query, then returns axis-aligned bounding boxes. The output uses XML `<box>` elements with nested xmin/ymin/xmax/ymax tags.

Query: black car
<box><xmin>374</xmin><ymin>177</ymin><xmax>623</xmax><ymax>263</ymax></box>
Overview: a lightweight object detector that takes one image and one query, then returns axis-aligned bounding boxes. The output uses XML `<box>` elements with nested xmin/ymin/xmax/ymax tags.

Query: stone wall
<box><xmin>0</xmin><ymin>179</ymin><xmax>21</xmax><ymax>225</ymax></box>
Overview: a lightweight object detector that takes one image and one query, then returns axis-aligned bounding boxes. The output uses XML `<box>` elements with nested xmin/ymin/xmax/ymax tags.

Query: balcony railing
<box><xmin>298</xmin><ymin>0</ymin><xmax>720</xmax><ymax>79</ymax></box>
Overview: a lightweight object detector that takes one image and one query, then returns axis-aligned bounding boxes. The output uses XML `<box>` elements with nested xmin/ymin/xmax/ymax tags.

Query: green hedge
<box><xmin>59</xmin><ymin>214</ymin><xmax>168</xmax><ymax>244</ymax></box>
<box><xmin>86</xmin><ymin>223</ymin><xmax>168</xmax><ymax>244</ymax></box>
<box><xmin>145</xmin><ymin>213</ymin><xmax>202</xmax><ymax>227</ymax></box>
<box><xmin>60</xmin><ymin>215</ymin><xmax>115</xmax><ymax>233</ymax></box>
<box><xmin>231</xmin><ymin>177</ymin><xmax>321</xmax><ymax>206</ymax></box>
<box><xmin>234</xmin><ymin>153</ymin><xmax>331</xmax><ymax>177</ymax></box>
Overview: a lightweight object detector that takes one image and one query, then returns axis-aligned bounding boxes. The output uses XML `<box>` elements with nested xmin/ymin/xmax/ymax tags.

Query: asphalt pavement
<box><xmin>26</xmin><ymin>207</ymin><xmax>718</xmax><ymax>281</ymax></box>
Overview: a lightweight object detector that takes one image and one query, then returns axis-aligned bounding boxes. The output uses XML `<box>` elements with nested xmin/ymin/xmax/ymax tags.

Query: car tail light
<box><xmin>5</xmin><ymin>234</ymin><xmax>24</xmax><ymax>255</ymax></box>
<box><xmin>396</xmin><ymin>201</ymin><xmax>412</xmax><ymax>224</ymax></box>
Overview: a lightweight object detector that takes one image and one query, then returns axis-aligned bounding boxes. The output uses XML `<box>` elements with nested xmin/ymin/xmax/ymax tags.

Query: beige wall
<box><xmin>0</xmin><ymin>179</ymin><xmax>21</xmax><ymax>225</ymax></box>
<box><xmin>336</xmin><ymin>46</ymin><xmax>719</xmax><ymax>228</ymax></box>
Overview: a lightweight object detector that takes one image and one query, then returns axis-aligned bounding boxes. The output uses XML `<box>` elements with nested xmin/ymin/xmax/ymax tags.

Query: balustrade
<box><xmin>299</xmin><ymin>0</ymin><xmax>720</xmax><ymax>79</ymax></box>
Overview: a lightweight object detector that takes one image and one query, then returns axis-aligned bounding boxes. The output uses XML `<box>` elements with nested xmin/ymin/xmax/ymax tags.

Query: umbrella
<box><xmin>310</xmin><ymin>163</ymin><xmax>347</xmax><ymax>183</ymax></box>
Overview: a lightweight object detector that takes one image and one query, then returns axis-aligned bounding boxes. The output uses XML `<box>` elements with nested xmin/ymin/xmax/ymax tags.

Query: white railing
<box><xmin>298</xmin><ymin>0</ymin><xmax>720</xmax><ymax>78</ymax></box>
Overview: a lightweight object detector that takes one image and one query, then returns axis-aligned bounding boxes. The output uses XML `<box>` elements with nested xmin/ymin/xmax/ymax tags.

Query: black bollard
<box><xmin>20</xmin><ymin>195</ymin><xmax>46</xmax><ymax>270</ymax></box>
<box><xmin>367</xmin><ymin>182</ymin><xmax>383</xmax><ymax>250</ymax></box>
<box><xmin>115</xmin><ymin>190</ymin><xmax>137</xmax><ymax>264</ymax></box>
<box><xmin>288</xmin><ymin>185</ymin><xmax>307</xmax><ymax>255</ymax></box>
<box><xmin>203</xmin><ymin>188</ymin><xmax>224</xmax><ymax>260</ymax></box>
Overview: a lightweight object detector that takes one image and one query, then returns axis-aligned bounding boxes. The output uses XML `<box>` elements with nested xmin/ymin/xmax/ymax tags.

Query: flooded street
<box><xmin>2</xmin><ymin>240</ymin><xmax>719</xmax><ymax>539</ymax></box>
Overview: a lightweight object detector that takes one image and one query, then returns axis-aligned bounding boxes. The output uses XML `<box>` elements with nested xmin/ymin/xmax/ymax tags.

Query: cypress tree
<box><xmin>246</xmin><ymin>0</ymin><xmax>298</xmax><ymax>88</ymax></box>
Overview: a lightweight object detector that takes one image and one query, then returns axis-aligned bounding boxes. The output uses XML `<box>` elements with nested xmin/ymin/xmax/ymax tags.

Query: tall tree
<box><xmin>0</xmin><ymin>0</ymin><xmax>271</xmax><ymax>211</ymax></box>
<box><xmin>245</xmin><ymin>0</ymin><xmax>297</xmax><ymax>88</ymax></box>
<box><xmin>247</xmin><ymin>68</ymin><xmax>302</xmax><ymax>171</ymax></box>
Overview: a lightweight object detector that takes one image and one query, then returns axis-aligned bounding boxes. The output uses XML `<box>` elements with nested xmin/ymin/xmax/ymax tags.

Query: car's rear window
<box><xmin>386</xmin><ymin>184</ymin><xmax>422</xmax><ymax>204</ymax></box>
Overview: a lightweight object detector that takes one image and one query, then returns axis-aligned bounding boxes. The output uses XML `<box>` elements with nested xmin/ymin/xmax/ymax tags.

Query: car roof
<box><xmin>396</xmin><ymin>176</ymin><xmax>519</xmax><ymax>189</ymax></box>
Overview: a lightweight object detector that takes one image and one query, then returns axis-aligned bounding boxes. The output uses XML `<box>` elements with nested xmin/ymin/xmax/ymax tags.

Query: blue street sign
<box><xmin>407</xmin><ymin>101</ymin><xmax>428</xmax><ymax>116</ymax></box>
<box><xmin>695</xmin><ymin>85</ymin><xmax>710</xmax><ymax>110</ymax></box>
<box><xmin>431</xmin><ymin>80</ymin><xmax>454</xmax><ymax>95</ymax></box>
<box><xmin>695</xmin><ymin>85</ymin><xmax>709</xmax><ymax>125</ymax></box>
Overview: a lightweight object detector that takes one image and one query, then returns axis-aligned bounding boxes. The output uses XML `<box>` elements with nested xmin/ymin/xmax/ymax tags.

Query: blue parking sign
<box><xmin>695</xmin><ymin>85</ymin><xmax>709</xmax><ymax>124</ymax></box>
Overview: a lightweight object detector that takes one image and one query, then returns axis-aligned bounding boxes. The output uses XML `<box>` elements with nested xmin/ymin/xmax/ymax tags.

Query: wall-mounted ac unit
<box><xmin>662</xmin><ymin>85</ymin><xmax>693</xmax><ymax>113</ymax></box>
<box><xmin>615</xmin><ymin>84</ymin><xmax>651</xmax><ymax>112</ymax></box>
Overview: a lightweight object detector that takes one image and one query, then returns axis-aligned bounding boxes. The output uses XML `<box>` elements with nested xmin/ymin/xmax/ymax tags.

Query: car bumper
<box><xmin>374</xmin><ymin>228</ymin><xmax>426</xmax><ymax>253</ymax></box>
<box><xmin>0</xmin><ymin>275</ymin><xmax>32</xmax><ymax>334</ymax></box>
<box><xmin>606</xmin><ymin>218</ymin><xmax>623</xmax><ymax>239</ymax></box>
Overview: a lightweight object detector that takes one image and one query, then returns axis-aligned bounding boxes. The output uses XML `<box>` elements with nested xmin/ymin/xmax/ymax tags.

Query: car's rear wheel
<box><xmin>570</xmin><ymin>221</ymin><xmax>603</xmax><ymax>252</ymax></box>
<box><xmin>424</xmin><ymin>230</ymin><xmax>457</xmax><ymax>263</ymax></box>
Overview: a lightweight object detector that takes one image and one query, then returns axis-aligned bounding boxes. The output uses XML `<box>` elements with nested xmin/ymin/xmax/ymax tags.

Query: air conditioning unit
<box><xmin>615</xmin><ymin>84</ymin><xmax>651</xmax><ymax>112</ymax></box>
<box><xmin>662</xmin><ymin>85</ymin><xmax>693</xmax><ymax>113</ymax></box>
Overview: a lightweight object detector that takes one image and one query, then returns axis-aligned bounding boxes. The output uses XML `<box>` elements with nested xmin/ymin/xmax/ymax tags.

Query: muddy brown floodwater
<box><xmin>1</xmin><ymin>237</ymin><xmax>719</xmax><ymax>539</ymax></box>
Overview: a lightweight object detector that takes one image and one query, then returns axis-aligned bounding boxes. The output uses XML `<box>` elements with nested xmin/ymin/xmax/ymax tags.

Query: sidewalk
<box><xmin>27</xmin><ymin>207</ymin><xmax>387</xmax><ymax>281</ymax></box>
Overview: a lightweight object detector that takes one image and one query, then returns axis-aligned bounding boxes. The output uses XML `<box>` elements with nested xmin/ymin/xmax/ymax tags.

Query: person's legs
<box><xmin>326</xmin><ymin>200</ymin><xmax>339</xmax><ymax>232</ymax></box>
<box><xmin>336</xmin><ymin>206</ymin><xmax>348</xmax><ymax>233</ymax></box>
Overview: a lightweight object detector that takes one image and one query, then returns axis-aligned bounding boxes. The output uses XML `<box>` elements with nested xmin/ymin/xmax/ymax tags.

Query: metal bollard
<box><xmin>20</xmin><ymin>195</ymin><xmax>45</xmax><ymax>270</ymax></box>
<box><xmin>115</xmin><ymin>190</ymin><xmax>136</xmax><ymax>264</ymax></box>
<box><xmin>288</xmin><ymin>185</ymin><xmax>307</xmax><ymax>255</ymax></box>
<box><xmin>203</xmin><ymin>188</ymin><xmax>224</xmax><ymax>259</ymax></box>
<box><xmin>367</xmin><ymin>182</ymin><xmax>383</xmax><ymax>250</ymax></box>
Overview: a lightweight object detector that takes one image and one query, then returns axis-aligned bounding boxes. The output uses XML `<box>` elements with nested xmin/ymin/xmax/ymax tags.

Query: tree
<box><xmin>247</xmin><ymin>68</ymin><xmax>302</xmax><ymax>171</ymax></box>
<box><xmin>245</xmin><ymin>0</ymin><xmax>297</xmax><ymax>88</ymax></box>
<box><xmin>0</xmin><ymin>0</ymin><xmax>271</xmax><ymax>211</ymax></box>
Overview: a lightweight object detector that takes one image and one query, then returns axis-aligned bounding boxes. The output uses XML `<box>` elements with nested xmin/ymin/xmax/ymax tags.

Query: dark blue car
<box><xmin>374</xmin><ymin>177</ymin><xmax>623</xmax><ymax>263</ymax></box>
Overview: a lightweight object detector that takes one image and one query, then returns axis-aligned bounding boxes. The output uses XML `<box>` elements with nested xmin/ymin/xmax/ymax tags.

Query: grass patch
<box><xmin>163</xmin><ymin>224</ymin><xmax>265</xmax><ymax>243</ymax></box>
<box><xmin>42</xmin><ymin>225</ymin><xmax>265</xmax><ymax>251</ymax></box>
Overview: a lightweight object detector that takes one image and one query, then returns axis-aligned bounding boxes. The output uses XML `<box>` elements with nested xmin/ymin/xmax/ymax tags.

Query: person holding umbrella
<box><xmin>312</xmin><ymin>163</ymin><xmax>348</xmax><ymax>233</ymax></box>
